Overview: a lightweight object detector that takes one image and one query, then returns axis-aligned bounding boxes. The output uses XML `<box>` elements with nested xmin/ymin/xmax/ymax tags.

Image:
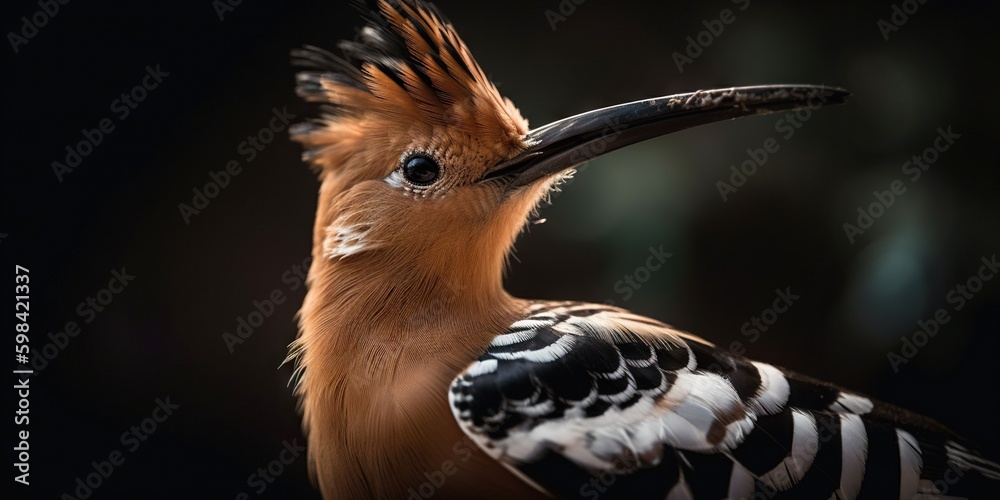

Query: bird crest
<box><xmin>290</xmin><ymin>0</ymin><xmax>528</xmax><ymax>176</ymax></box>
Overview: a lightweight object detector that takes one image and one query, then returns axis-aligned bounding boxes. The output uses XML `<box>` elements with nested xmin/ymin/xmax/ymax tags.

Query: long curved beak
<box><xmin>481</xmin><ymin>85</ymin><xmax>849</xmax><ymax>190</ymax></box>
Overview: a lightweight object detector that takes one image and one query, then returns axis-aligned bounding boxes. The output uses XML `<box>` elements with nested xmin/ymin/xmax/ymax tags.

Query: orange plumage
<box><xmin>286</xmin><ymin>1</ymin><xmax>999</xmax><ymax>499</ymax></box>
<box><xmin>287</xmin><ymin>1</ymin><xmax>547</xmax><ymax>497</ymax></box>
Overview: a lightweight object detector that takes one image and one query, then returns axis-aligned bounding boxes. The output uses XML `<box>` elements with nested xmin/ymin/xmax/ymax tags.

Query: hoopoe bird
<box><xmin>286</xmin><ymin>1</ymin><xmax>1000</xmax><ymax>498</ymax></box>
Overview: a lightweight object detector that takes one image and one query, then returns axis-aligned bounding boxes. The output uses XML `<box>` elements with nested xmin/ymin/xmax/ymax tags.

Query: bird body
<box><xmin>286</xmin><ymin>1</ymin><xmax>999</xmax><ymax>498</ymax></box>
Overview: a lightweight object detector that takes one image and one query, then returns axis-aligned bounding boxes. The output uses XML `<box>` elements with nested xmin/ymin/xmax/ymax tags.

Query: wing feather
<box><xmin>449</xmin><ymin>301</ymin><xmax>999</xmax><ymax>499</ymax></box>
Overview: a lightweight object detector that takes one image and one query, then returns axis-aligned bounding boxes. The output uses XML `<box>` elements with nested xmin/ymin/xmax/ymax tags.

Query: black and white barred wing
<box><xmin>448</xmin><ymin>302</ymin><xmax>1000</xmax><ymax>499</ymax></box>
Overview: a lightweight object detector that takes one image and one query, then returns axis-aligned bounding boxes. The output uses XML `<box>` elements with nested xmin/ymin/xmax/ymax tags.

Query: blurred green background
<box><xmin>5</xmin><ymin>0</ymin><xmax>999</xmax><ymax>497</ymax></box>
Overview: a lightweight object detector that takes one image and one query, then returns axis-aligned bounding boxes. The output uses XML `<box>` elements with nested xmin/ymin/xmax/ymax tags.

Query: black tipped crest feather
<box><xmin>290</xmin><ymin>0</ymin><xmax>527</xmax><ymax>172</ymax></box>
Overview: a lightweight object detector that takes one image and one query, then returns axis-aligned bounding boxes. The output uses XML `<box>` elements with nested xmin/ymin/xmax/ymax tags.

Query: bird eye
<box><xmin>402</xmin><ymin>154</ymin><xmax>440</xmax><ymax>185</ymax></box>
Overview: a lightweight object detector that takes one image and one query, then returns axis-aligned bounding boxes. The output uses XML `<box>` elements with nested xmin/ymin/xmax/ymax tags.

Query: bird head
<box><xmin>291</xmin><ymin>0</ymin><xmax>848</xmax><ymax>305</ymax></box>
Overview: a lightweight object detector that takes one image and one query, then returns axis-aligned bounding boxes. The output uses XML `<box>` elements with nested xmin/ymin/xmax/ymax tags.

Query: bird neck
<box><xmin>293</xmin><ymin>248</ymin><xmax>527</xmax><ymax>498</ymax></box>
<box><xmin>300</xmin><ymin>244</ymin><xmax>520</xmax><ymax>368</ymax></box>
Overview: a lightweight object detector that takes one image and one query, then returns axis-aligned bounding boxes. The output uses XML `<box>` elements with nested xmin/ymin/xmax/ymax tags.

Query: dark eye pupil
<box><xmin>403</xmin><ymin>155</ymin><xmax>440</xmax><ymax>185</ymax></box>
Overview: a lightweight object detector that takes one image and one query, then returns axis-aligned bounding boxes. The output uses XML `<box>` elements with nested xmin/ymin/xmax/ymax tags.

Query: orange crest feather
<box><xmin>291</xmin><ymin>0</ymin><xmax>528</xmax><ymax>173</ymax></box>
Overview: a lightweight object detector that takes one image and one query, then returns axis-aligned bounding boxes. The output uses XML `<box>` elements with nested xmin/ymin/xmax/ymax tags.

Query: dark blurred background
<box><xmin>4</xmin><ymin>0</ymin><xmax>999</xmax><ymax>498</ymax></box>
